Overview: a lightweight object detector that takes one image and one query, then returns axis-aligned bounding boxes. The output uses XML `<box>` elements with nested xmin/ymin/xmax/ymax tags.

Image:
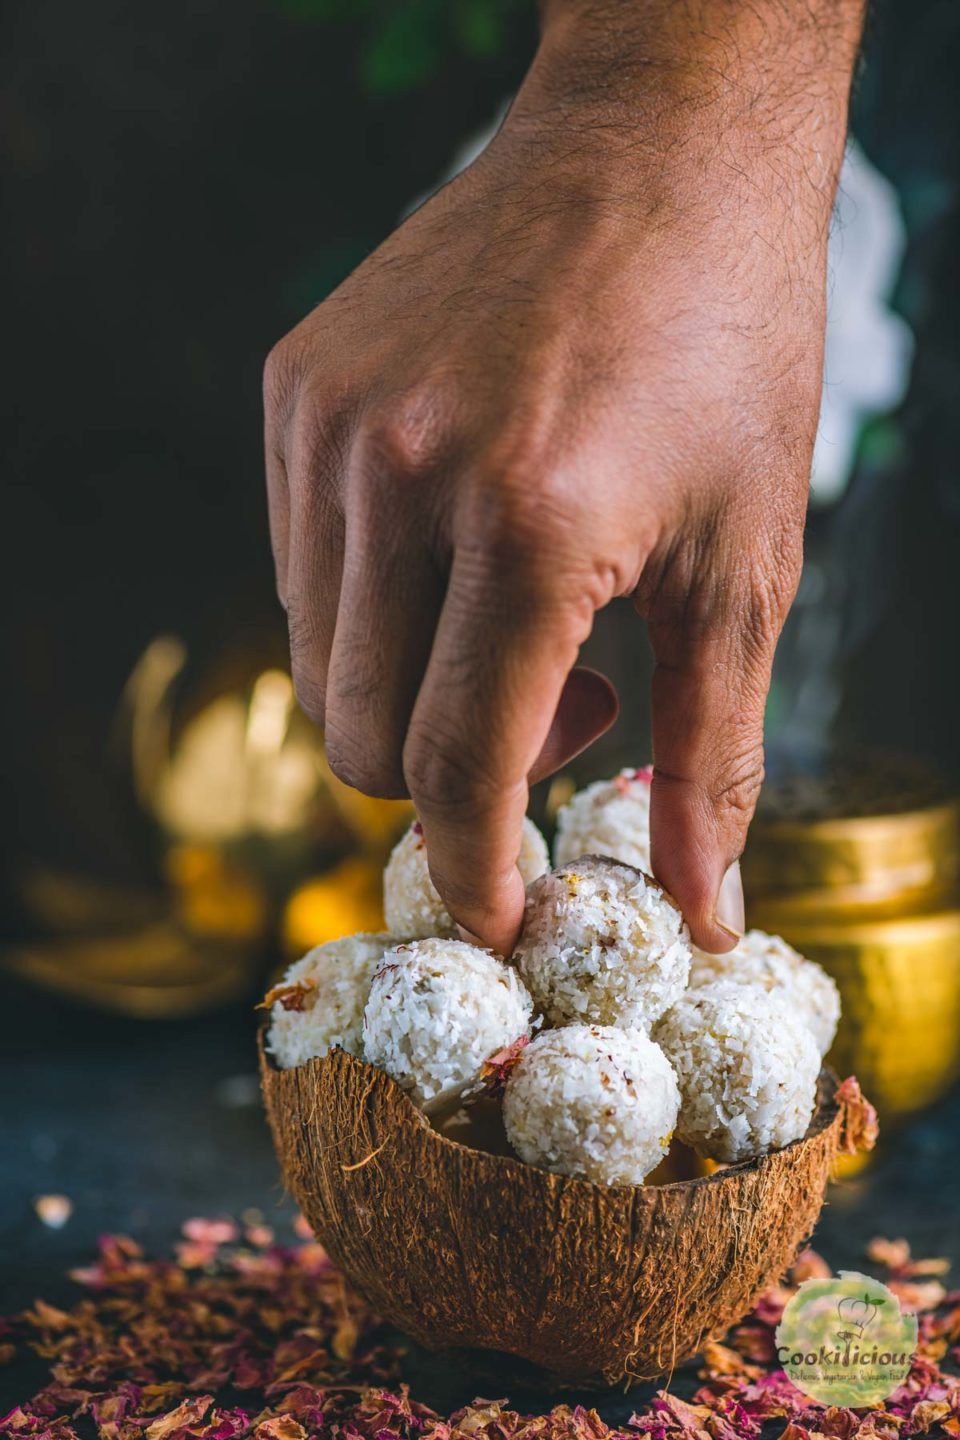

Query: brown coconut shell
<box><xmin>260</xmin><ymin>1037</ymin><xmax>861</xmax><ymax>1386</ymax></box>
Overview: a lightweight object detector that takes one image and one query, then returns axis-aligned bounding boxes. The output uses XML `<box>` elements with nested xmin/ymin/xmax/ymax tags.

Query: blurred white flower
<box><xmin>812</xmin><ymin>139</ymin><xmax>913</xmax><ymax>505</ymax></box>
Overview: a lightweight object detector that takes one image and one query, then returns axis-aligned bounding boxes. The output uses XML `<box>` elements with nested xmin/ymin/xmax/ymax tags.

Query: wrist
<box><xmin>514</xmin><ymin>0</ymin><xmax>864</xmax><ymax>213</ymax></box>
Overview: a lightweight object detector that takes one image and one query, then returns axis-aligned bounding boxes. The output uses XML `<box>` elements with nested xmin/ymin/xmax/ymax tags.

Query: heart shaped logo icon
<box><xmin>836</xmin><ymin>1292</ymin><xmax>880</xmax><ymax>1338</ymax></box>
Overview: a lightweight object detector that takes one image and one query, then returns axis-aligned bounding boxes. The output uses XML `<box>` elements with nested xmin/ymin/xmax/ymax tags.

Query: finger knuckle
<box><xmin>263</xmin><ymin>337</ymin><xmax>300</xmax><ymax>419</ymax></box>
<box><xmin>469</xmin><ymin>461</ymin><xmax>575</xmax><ymax>554</ymax></box>
<box><xmin>324</xmin><ymin>730</ymin><xmax>405</xmax><ymax>799</ymax></box>
<box><xmin>711</xmin><ymin>751</ymin><xmax>765</xmax><ymax>828</ymax></box>
<box><xmin>402</xmin><ymin>731</ymin><xmax>497</xmax><ymax>817</ymax></box>
<box><xmin>739</xmin><ymin>576</ymin><xmax>782</xmax><ymax>658</ymax></box>
<box><xmin>737</xmin><ymin>554</ymin><xmax>798</xmax><ymax>664</ymax></box>
<box><xmin>288</xmin><ymin>394</ymin><xmax>352</xmax><ymax>492</ymax></box>
<box><xmin>458</xmin><ymin>474</ymin><xmax>607</xmax><ymax>621</ymax></box>
<box><xmin>362</xmin><ymin>387</ymin><xmax>450</xmax><ymax>480</ymax></box>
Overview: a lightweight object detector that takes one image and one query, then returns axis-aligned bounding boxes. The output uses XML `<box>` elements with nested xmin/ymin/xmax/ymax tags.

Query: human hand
<box><xmin>264</xmin><ymin>0</ymin><xmax>863</xmax><ymax>954</ymax></box>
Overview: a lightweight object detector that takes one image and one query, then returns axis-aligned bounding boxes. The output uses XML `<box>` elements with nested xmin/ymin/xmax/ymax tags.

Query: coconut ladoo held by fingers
<box><xmin>515</xmin><ymin>856</ymin><xmax>691</xmax><ymax>1029</ymax></box>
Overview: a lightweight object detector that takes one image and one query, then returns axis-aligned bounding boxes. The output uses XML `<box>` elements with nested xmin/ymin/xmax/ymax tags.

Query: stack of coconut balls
<box><xmin>265</xmin><ymin>769</ymin><xmax>840</xmax><ymax>1188</ymax></box>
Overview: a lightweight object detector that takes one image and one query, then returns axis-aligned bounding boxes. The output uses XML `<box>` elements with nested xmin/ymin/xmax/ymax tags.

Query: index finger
<box><xmin>402</xmin><ymin>548</ymin><xmax>597</xmax><ymax>955</ymax></box>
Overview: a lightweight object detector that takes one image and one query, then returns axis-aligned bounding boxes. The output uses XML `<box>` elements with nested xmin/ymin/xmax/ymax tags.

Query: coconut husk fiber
<box><xmin>259</xmin><ymin>1037</ymin><xmax>860</xmax><ymax>1386</ymax></box>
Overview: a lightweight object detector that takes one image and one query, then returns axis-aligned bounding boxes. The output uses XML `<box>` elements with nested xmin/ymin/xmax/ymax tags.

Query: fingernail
<box><xmin>714</xmin><ymin>860</ymin><xmax>745</xmax><ymax>940</ymax></box>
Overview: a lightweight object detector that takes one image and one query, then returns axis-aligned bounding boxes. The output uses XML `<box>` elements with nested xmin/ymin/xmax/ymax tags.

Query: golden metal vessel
<box><xmin>3</xmin><ymin>641</ymin><xmax>409</xmax><ymax>1017</ymax></box>
<box><xmin>745</xmin><ymin>757</ymin><xmax>960</xmax><ymax>1121</ymax></box>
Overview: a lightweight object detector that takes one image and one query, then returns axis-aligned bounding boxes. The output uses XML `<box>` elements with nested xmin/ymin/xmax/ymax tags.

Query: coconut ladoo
<box><xmin>553</xmin><ymin>766</ymin><xmax>654</xmax><ymax>871</ymax></box>
<box><xmin>689</xmin><ymin>928</ymin><xmax>841</xmax><ymax>1056</ymax></box>
<box><xmin>515</xmin><ymin>856</ymin><xmax>691</xmax><ymax>1029</ymax></box>
<box><xmin>263</xmin><ymin>931</ymin><xmax>391</xmax><ymax>1069</ymax></box>
<box><xmin>502</xmin><ymin>1024</ymin><xmax>680</xmax><ymax>1185</ymax></box>
<box><xmin>362</xmin><ymin>937</ymin><xmax>534</xmax><ymax>1108</ymax></box>
<box><xmin>655</xmin><ymin>980</ymin><xmax>821</xmax><ymax>1162</ymax></box>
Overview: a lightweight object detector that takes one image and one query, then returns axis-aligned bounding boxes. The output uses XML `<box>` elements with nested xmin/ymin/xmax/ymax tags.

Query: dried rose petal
<box><xmin>475</xmin><ymin>1036</ymin><xmax>530</xmax><ymax>1099</ymax></box>
<box><xmin>181</xmin><ymin>1219</ymin><xmax>239</xmax><ymax>1247</ymax></box>
<box><xmin>888</xmin><ymin>1279</ymin><xmax>948</xmax><ymax>1313</ymax></box>
<box><xmin>33</xmin><ymin>1197</ymin><xmax>73</xmax><ymax>1231</ymax></box>
<box><xmin>145</xmin><ymin>1397</ymin><xmax>214</xmax><ymax>1440</ymax></box>
<box><xmin>698</xmin><ymin>1341</ymin><xmax>764</xmax><ymax>1382</ymax></box>
<box><xmin>835</xmin><ymin>1077</ymin><xmax>879</xmax><ymax>1154</ymax></box>
<box><xmin>290</xmin><ymin>1213</ymin><xmax>313</xmax><ymax>1241</ymax></box>
<box><xmin>257</xmin><ymin>982</ymin><xmax>316</xmax><ymax>1014</ymax></box>
<box><xmin>908</xmin><ymin>1399</ymin><xmax>951</xmax><ymax>1432</ymax></box>
<box><xmin>867</xmin><ymin>1238</ymin><xmax>951</xmax><ymax>1282</ymax></box>
<box><xmin>253</xmin><ymin>1420</ymin><xmax>307</xmax><ymax>1440</ymax></box>
<box><xmin>867</xmin><ymin>1237</ymin><xmax>913</xmax><ymax>1273</ymax></box>
<box><xmin>611</xmin><ymin>767</ymin><xmax>654</xmax><ymax>799</ymax></box>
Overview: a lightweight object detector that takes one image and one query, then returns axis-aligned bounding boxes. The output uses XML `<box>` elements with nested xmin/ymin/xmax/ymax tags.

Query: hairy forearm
<box><xmin>516</xmin><ymin>0</ymin><xmax>865</xmax><ymax>217</ymax></box>
<box><xmin>536</xmin><ymin>0</ymin><xmax>865</xmax><ymax>91</ymax></box>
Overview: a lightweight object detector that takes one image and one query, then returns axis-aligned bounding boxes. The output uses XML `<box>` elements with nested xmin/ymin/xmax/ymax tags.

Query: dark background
<box><xmin>3</xmin><ymin>0</ymin><xmax>960</xmax><ymax>1402</ymax></box>
<box><xmin>1</xmin><ymin>0</ymin><xmax>540</xmax><ymax>889</ymax></box>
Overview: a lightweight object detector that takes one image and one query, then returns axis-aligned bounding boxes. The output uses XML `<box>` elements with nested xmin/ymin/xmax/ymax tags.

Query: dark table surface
<box><xmin>2</xmin><ymin>975</ymin><xmax>959</xmax><ymax>1421</ymax></box>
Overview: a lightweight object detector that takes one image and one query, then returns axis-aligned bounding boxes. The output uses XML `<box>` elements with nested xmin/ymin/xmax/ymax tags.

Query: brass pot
<box><xmin>745</xmin><ymin>757</ymin><xmax>960</xmax><ymax>1122</ymax></box>
<box><xmin>747</xmin><ymin>906</ymin><xmax>960</xmax><ymax>1118</ymax></box>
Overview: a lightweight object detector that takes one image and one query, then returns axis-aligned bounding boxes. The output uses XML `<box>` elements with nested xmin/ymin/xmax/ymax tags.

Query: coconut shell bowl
<box><xmin>260</xmin><ymin>1039</ymin><xmax>872</xmax><ymax>1387</ymax></box>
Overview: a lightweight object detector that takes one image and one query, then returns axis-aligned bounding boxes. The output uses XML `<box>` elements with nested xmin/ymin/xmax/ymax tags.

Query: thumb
<box><xmin>644</xmin><ymin>557</ymin><xmax>797</xmax><ymax>953</ymax></box>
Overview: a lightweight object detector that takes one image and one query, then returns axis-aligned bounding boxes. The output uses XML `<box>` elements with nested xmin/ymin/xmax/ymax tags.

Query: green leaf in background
<box><xmin>360</xmin><ymin>0</ymin><xmax>446</xmax><ymax>95</ymax></box>
<box><xmin>857</xmin><ymin>416</ymin><xmax>906</xmax><ymax>470</ymax></box>
<box><xmin>455</xmin><ymin>0</ymin><xmax>506</xmax><ymax>57</ymax></box>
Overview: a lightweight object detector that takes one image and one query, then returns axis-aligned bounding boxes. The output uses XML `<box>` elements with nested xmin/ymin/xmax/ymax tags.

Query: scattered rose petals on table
<box><xmin>1</xmin><ymin>1222</ymin><xmax>958</xmax><ymax>1440</ymax></box>
<box><xmin>867</xmin><ymin>1238</ymin><xmax>951</xmax><ymax>1281</ymax></box>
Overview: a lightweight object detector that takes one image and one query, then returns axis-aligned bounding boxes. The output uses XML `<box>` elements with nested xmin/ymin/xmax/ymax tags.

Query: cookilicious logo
<box><xmin>776</xmin><ymin>1271</ymin><xmax>917</xmax><ymax>1406</ymax></box>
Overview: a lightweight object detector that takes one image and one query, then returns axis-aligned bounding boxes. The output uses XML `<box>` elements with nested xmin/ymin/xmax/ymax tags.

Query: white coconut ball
<box><xmin>502</xmin><ymin>1025</ymin><xmax>680</xmax><ymax>1186</ymax></box>
<box><xmin>363</xmin><ymin>937</ymin><xmax>534</xmax><ymax>1107</ymax></box>
<box><xmin>554</xmin><ymin>767</ymin><xmax>653</xmax><ymax>871</ymax></box>
<box><xmin>265</xmin><ymin>932</ymin><xmax>390</xmax><ymax>1069</ymax></box>
<box><xmin>655</xmin><ymin>981</ymin><xmax>820</xmax><ymax>1163</ymax></box>
<box><xmin>515</xmin><ymin>857</ymin><xmax>691</xmax><ymax>1030</ymax></box>
<box><xmin>690</xmin><ymin>929</ymin><xmax>840</xmax><ymax>1056</ymax></box>
<box><xmin>383</xmin><ymin>816</ymin><xmax>549</xmax><ymax>940</ymax></box>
